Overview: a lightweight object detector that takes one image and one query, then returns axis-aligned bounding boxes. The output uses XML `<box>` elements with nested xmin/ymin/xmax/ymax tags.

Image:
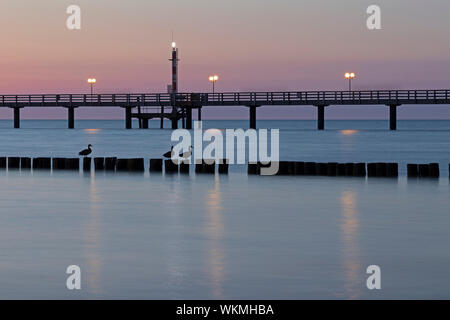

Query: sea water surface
<box><xmin>0</xmin><ymin>120</ymin><xmax>449</xmax><ymax>299</ymax></box>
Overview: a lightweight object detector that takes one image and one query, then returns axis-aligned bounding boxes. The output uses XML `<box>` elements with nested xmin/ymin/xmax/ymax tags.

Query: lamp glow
<box><xmin>344</xmin><ymin>73</ymin><xmax>355</xmax><ymax>80</ymax></box>
<box><xmin>344</xmin><ymin>72</ymin><xmax>356</xmax><ymax>91</ymax></box>
<box><xmin>208</xmin><ymin>75</ymin><xmax>219</xmax><ymax>93</ymax></box>
<box><xmin>87</xmin><ymin>78</ymin><xmax>97</xmax><ymax>96</ymax></box>
<box><xmin>209</xmin><ymin>75</ymin><xmax>219</xmax><ymax>82</ymax></box>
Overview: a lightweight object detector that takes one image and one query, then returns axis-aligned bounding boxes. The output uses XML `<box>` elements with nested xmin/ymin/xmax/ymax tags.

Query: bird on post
<box><xmin>179</xmin><ymin>146</ymin><xmax>193</xmax><ymax>159</ymax></box>
<box><xmin>79</xmin><ymin>144</ymin><xmax>92</xmax><ymax>157</ymax></box>
<box><xmin>163</xmin><ymin>146</ymin><xmax>174</xmax><ymax>158</ymax></box>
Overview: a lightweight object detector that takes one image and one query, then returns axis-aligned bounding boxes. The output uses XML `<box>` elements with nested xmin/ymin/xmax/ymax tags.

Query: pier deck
<box><xmin>1</xmin><ymin>89</ymin><xmax>449</xmax><ymax>130</ymax></box>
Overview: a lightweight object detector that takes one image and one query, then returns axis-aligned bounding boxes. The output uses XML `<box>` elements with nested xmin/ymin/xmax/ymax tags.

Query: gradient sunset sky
<box><xmin>1</xmin><ymin>0</ymin><xmax>449</xmax><ymax>119</ymax></box>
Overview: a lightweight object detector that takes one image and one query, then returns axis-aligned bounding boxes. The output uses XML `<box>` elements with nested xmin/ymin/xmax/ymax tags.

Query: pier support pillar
<box><xmin>137</xmin><ymin>106</ymin><xmax>142</xmax><ymax>129</ymax></box>
<box><xmin>68</xmin><ymin>107</ymin><xmax>75</xmax><ymax>129</ymax></box>
<box><xmin>389</xmin><ymin>105</ymin><xmax>398</xmax><ymax>130</ymax></box>
<box><xmin>160</xmin><ymin>106</ymin><xmax>164</xmax><ymax>129</ymax></box>
<box><xmin>198</xmin><ymin>108</ymin><xmax>202</xmax><ymax>123</ymax></box>
<box><xmin>317</xmin><ymin>105</ymin><xmax>325</xmax><ymax>130</ymax></box>
<box><xmin>13</xmin><ymin>107</ymin><xmax>21</xmax><ymax>129</ymax></box>
<box><xmin>249</xmin><ymin>106</ymin><xmax>257</xmax><ymax>129</ymax></box>
<box><xmin>186</xmin><ymin>108</ymin><xmax>192</xmax><ymax>130</ymax></box>
<box><xmin>142</xmin><ymin>118</ymin><xmax>149</xmax><ymax>129</ymax></box>
<box><xmin>125</xmin><ymin>107</ymin><xmax>132</xmax><ymax>129</ymax></box>
<box><xmin>171</xmin><ymin>118</ymin><xmax>178</xmax><ymax>129</ymax></box>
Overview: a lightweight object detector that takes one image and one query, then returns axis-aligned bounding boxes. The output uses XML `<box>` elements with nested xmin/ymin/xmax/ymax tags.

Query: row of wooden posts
<box><xmin>0</xmin><ymin>157</ymin><xmax>446</xmax><ymax>177</ymax></box>
<box><xmin>249</xmin><ymin>161</ymin><xmax>444</xmax><ymax>178</ymax></box>
<box><xmin>0</xmin><ymin>157</ymin><xmax>229</xmax><ymax>174</ymax></box>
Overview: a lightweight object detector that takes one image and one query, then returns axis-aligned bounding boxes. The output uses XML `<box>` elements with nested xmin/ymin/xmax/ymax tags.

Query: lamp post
<box><xmin>208</xmin><ymin>75</ymin><xmax>219</xmax><ymax>94</ymax></box>
<box><xmin>344</xmin><ymin>72</ymin><xmax>356</xmax><ymax>91</ymax></box>
<box><xmin>87</xmin><ymin>78</ymin><xmax>96</xmax><ymax>96</ymax></box>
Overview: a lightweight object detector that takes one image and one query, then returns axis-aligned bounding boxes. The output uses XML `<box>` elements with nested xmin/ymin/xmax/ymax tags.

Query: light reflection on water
<box><xmin>165</xmin><ymin>175</ymin><xmax>186</xmax><ymax>299</ymax></box>
<box><xmin>84</xmin><ymin>128</ymin><xmax>101</xmax><ymax>134</ymax></box>
<box><xmin>339</xmin><ymin>190</ymin><xmax>361</xmax><ymax>299</ymax></box>
<box><xmin>83</xmin><ymin>175</ymin><xmax>103</xmax><ymax>295</ymax></box>
<box><xmin>205</xmin><ymin>177</ymin><xmax>225</xmax><ymax>299</ymax></box>
<box><xmin>340</xmin><ymin>129</ymin><xmax>359</xmax><ymax>136</ymax></box>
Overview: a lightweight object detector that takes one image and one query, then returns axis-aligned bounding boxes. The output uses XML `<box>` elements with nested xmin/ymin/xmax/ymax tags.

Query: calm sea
<box><xmin>0</xmin><ymin>120</ymin><xmax>448</xmax><ymax>299</ymax></box>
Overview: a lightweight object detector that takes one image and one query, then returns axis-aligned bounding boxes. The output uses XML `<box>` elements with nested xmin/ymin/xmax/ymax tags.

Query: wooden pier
<box><xmin>1</xmin><ymin>89</ymin><xmax>449</xmax><ymax>130</ymax></box>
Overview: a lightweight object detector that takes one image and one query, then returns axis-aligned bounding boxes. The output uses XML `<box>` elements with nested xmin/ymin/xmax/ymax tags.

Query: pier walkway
<box><xmin>1</xmin><ymin>89</ymin><xmax>449</xmax><ymax>130</ymax></box>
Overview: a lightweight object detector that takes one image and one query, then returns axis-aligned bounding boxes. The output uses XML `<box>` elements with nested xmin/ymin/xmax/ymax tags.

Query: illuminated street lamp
<box><xmin>344</xmin><ymin>72</ymin><xmax>356</xmax><ymax>91</ymax></box>
<box><xmin>87</xmin><ymin>78</ymin><xmax>97</xmax><ymax>96</ymax></box>
<box><xmin>208</xmin><ymin>75</ymin><xmax>219</xmax><ymax>94</ymax></box>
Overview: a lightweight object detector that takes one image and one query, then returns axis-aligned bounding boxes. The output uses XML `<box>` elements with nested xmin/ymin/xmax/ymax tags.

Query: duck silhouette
<box><xmin>79</xmin><ymin>144</ymin><xmax>92</xmax><ymax>157</ymax></box>
<box><xmin>179</xmin><ymin>146</ymin><xmax>193</xmax><ymax>159</ymax></box>
<box><xmin>163</xmin><ymin>146</ymin><xmax>174</xmax><ymax>158</ymax></box>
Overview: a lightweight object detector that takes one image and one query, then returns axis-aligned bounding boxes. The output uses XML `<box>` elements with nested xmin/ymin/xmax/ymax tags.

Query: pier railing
<box><xmin>1</xmin><ymin>89</ymin><xmax>450</xmax><ymax>107</ymax></box>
